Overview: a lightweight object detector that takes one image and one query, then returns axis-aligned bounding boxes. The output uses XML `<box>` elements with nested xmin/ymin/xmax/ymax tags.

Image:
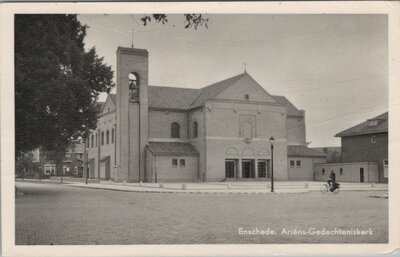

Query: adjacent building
<box><xmin>315</xmin><ymin>112</ymin><xmax>388</xmax><ymax>183</ymax></box>
<box><xmin>33</xmin><ymin>143</ymin><xmax>85</xmax><ymax>177</ymax></box>
<box><xmin>85</xmin><ymin>47</ymin><xmax>325</xmax><ymax>183</ymax></box>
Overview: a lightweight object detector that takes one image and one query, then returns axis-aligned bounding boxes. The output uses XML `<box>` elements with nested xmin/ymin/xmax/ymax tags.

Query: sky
<box><xmin>78</xmin><ymin>14</ymin><xmax>388</xmax><ymax>147</ymax></box>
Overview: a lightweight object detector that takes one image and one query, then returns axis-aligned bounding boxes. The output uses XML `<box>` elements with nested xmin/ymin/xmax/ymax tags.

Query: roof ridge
<box><xmin>335</xmin><ymin>111</ymin><xmax>388</xmax><ymax>137</ymax></box>
<box><xmin>200</xmin><ymin>73</ymin><xmax>246</xmax><ymax>90</ymax></box>
<box><xmin>189</xmin><ymin>73</ymin><xmax>246</xmax><ymax>107</ymax></box>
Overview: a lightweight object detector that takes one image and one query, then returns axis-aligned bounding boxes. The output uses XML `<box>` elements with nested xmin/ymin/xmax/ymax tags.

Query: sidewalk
<box><xmin>16</xmin><ymin>179</ymin><xmax>388</xmax><ymax>195</ymax></box>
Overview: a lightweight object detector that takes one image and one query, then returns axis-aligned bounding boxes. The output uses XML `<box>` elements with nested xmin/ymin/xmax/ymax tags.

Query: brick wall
<box><xmin>341</xmin><ymin>132</ymin><xmax>388</xmax><ymax>183</ymax></box>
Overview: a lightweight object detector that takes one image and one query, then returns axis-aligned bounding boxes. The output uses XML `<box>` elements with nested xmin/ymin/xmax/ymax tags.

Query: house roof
<box><xmin>272</xmin><ymin>95</ymin><xmax>304</xmax><ymax>116</ymax></box>
<box><xmin>287</xmin><ymin>145</ymin><xmax>327</xmax><ymax>158</ymax></box>
<box><xmin>335</xmin><ymin>112</ymin><xmax>388</xmax><ymax>137</ymax></box>
<box><xmin>147</xmin><ymin>142</ymin><xmax>199</xmax><ymax>156</ymax></box>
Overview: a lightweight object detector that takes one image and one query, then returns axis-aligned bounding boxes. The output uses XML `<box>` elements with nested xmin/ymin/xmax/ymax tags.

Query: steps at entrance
<box><xmin>221</xmin><ymin>178</ymin><xmax>270</xmax><ymax>182</ymax></box>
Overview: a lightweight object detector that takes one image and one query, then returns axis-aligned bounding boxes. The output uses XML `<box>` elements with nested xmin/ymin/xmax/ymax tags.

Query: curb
<box><xmin>67</xmin><ymin>184</ymin><xmax>311</xmax><ymax>195</ymax></box>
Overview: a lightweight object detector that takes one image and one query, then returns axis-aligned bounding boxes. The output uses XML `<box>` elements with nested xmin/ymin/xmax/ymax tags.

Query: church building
<box><xmin>85</xmin><ymin>47</ymin><xmax>326</xmax><ymax>182</ymax></box>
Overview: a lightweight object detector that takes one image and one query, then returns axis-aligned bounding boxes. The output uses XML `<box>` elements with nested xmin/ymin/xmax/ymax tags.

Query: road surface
<box><xmin>15</xmin><ymin>182</ymin><xmax>388</xmax><ymax>245</ymax></box>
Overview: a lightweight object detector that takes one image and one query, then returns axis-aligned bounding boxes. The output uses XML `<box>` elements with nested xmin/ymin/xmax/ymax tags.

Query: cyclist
<box><xmin>327</xmin><ymin>170</ymin><xmax>336</xmax><ymax>191</ymax></box>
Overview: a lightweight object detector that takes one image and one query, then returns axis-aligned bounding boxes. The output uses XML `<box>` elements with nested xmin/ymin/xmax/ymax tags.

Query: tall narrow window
<box><xmin>101</xmin><ymin>131</ymin><xmax>104</xmax><ymax>145</ymax></box>
<box><xmin>193</xmin><ymin>121</ymin><xmax>198</xmax><ymax>138</ymax></box>
<box><xmin>171</xmin><ymin>122</ymin><xmax>180</xmax><ymax>138</ymax></box>
<box><xmin>91</xmin><ymin>134</ymin><xmax>94</xmax><ymax>148</ymax></box>
<box><xmin>112</xmin><ymin>128</ymin><xmax>115</xmax><ymax>144</ymax></box>
<box><xmin>95</xmin><ymin>133</ymin><xmax>97</xmax><ymax>147</ymax></box>
<box><xmin>106</xmin><ymin>130</ymin><xmax>110</xmax><ymax>144</ymax></box>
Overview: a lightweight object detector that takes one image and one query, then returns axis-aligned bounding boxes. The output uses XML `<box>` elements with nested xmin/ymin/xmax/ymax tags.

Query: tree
<box><xmin>16</xmin><ymin>152</ymin><xmax>39</xmax><ymax>180</ymax></box>
<box><xmin>140</xmin><ymin>14</ymin><xmax>209</xmax><ymax>29</ymax></box>
<box><xmin>15</xmin><ymin>15</ymin><xmax>114</xmax><ymax>157</ymax></box>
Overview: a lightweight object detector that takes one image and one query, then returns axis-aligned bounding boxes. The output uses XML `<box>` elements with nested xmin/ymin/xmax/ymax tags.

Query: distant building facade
<box><xmin>315</xmin><ymin>112</ymin><xmax>388</xmax><ymax>183</ymax></box>
<box><xmin>312</xmin><ymin>147</ymin><xmax>342</xmax><ymax>163</ymax></box>
<box><xmin>85</xmin><ymin>47</ymin><xmax>324</xmax><ymax>182</ymax></box>
<box><xmin>33</xmin><ymin>143</ymin><xmax>85</xmax><ymax>177</ymax></box>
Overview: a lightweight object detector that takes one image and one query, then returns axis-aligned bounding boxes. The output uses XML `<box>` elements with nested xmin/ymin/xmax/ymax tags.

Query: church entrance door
<box><xmin>225</xmin><ymin>160</ymin><xmax>237</xmax><ymax>178</ymax></box>
<box><xmin>242</xmin><ymin>159</ymin><xmax>255</xmax><ymax>178</ymax></box>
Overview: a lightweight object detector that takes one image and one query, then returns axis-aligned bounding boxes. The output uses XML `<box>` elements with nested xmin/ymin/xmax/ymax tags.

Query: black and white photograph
<box><xmin>1</xmin><ymin>2</ymin><xmax>399</xmax><ymax>256</ymax></box>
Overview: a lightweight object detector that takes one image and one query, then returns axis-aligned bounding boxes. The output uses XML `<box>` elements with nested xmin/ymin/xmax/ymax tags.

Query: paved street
<box><xmin>16</xmin><ymin>182</ymin><xmax>388</xmax><ymax>245</ymax></box>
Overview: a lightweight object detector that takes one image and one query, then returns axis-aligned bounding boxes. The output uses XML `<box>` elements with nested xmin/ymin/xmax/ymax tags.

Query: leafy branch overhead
<box><xmin>140</xmin><ymin>14</ymin><xmax>209</xmax><ymax>29</ymax></box>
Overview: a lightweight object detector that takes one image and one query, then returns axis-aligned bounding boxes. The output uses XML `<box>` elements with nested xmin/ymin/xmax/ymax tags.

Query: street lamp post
<box><xmin>269</xmin><ymin>136</ymin><xmax>275</xmax><ymax>193</ymax></box>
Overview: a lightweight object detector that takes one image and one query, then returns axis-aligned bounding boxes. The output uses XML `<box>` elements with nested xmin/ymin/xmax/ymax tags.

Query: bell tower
<box><xmin>115</xmin><ymin>47</ymin><xmax>148</xmax><ymax>182</ymax></box>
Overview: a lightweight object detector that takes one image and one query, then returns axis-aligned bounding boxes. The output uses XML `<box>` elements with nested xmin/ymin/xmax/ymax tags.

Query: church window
<box><xmin>128</xmin><ymin>72</ymin><xmax>139</xmax><ymax>102</ymax></box>
<box><xmin>95</xmin><ymin>133</ymin><xmax>97</xmax><ymax>147</ymax></box>
<box><xmin>112</xmin><ymin>128</ymin><xmax>115</xmax><ymax>144</ymax></box>
<box><xmin>106</xmin><ymin>130</ymin><xmax>110</xmax><ymax>144</ymax></box>
<box><xmin>193</xmin><ymin>121</ymin><xmax>198</xmax><ymax>138</ymax></box>
<box><xmin>245</xmin><ymin>94</ymin><xmax>249</xmax><ymax>100</ymax></box>
<box><xmin>171</xmin><ymin>122</ymin><xmax>180</xmax><ymax>138</ymax></box>
<box><xmin>101</xmin><ymin>131</ymin><xmax>104</xmax><ymax>145</ymax></box>
<box><xmin>91</xmin><ymin>134</ymin><xmax>94</xmax><ymax>148</ymax></box>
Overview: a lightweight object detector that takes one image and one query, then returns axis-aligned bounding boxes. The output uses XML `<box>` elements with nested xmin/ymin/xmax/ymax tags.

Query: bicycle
<box><xmin>320</xmin><ymin>182</ymin><xmax>340</xmax><ymax>194</ymax></box>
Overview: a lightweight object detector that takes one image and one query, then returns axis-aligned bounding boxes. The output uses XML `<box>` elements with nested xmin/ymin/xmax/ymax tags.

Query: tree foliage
<box><xmin>15</xmin><ymin>14</ymin><xmax>114</xmax><ymax>156</ymax></box>
<box><xmin>16</xmin><ymin>152</ymin><xmax>39</xmax><ymax>179</ymax></box>
<box><xmin>140</xmin><ymin>14</ymin><xmax>209</xmax><ymax>29</ymax></box>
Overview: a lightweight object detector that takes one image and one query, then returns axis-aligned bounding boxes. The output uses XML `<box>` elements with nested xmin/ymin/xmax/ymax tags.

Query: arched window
<box><xmin>111</xmin><ymin>128</ymin><xmax>115</xmax><ymax>144</ymax></box>
<box><xmin>129</xmin><ymin>72</ymin><xmax>140</xmax><ymax>102</ymax></box>
<box><xmin>101</xmin><ymin>131</ymin><xmax>104</xmax><ymax>145</ymax></box>
<box><xmin>171</xmin><ymin>122</ymin><xmax>180</xmax><ymax>138</ymax></box>
<box><xmin>106</xmin><ymin>130</ymin><xmax>110</xmax><ymax>144</ymax></box>
<box><xmin>91</xmin><ymin>134</ymin><xmax>94</xmax><ymax>148</ymax></box>
<box><xmin>95</xmin><ymin>133</ymin><xmax>97</xmax><ymax>147</ymax></box>
<box><xmin>193</xmin><ymin>121</ymin><xmax>198</xmax><ymax>138</ymax></box>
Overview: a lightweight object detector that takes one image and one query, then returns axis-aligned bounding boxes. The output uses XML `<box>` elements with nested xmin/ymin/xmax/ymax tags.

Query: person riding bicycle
<box><xmin>327</xmin><ymin>170</ymin><xmax>336</xmax><ymax>191</ymax></box>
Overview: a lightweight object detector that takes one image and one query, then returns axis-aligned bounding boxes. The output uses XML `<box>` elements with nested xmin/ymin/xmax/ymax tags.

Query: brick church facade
<box><xmin>85</xmin><ymin>47</ymin><xmax>326</xmax><ymax>182</ymax></box>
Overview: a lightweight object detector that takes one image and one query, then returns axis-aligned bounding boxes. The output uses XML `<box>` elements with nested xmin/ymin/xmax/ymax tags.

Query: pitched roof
<box><xmin>287</xmin><ymin>145</ymin><xmax>327</xmax><ymax>158</ymax></box>
<box><xmin>147</xmin><ymin>142</ymin><xmax>199</xmax><ymax>156</ymax></box>
<box><xmin>335</xmin><ymin>112</ymin><xmax>388</xmax><ymax>137</ymax></box>
<box><xmin>111</xmin><ymin>73</ymin><xmax>302</xmax><ymax>115</ymax></box>
<box><xmin>148</xmin><ymin>86</ymin><xmax>201</xmax><ymax>110</ymax></box>
<box><xmin>110</xmin><ymin>94</ymin><xmax>116</xmax><ymax>105</ymax></box>
<box><xmin>272</xmin><ymin>95</ymin><xmax>304</xmax><ymax>116</ymax></box>
<box><xmin>190</xmin><ymin>73</ymin><xmax>247</xmax><ymax>108</ymax></box>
